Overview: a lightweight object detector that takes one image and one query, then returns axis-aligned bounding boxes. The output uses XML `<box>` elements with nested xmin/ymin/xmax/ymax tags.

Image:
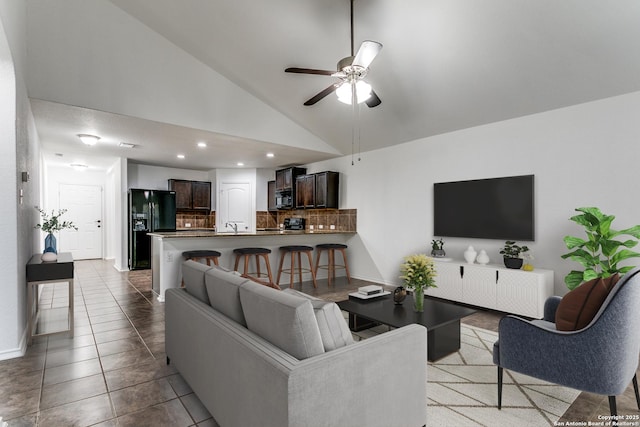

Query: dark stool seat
<box><xmin>182</xmin><ymin>250</ymin><xmax>222</xmax><ymax>266</ymax></box>
<box><xmin>276</xmin><ymin>245</ymin><xmax>317</xmax><ymax>289</ymax></box>
<box><xmin>233</xmin><ymin>247</ymin><xmax>275</xmax><ymax>288</ymax></box>
<box><xmin>315</xmin><ymin>243</ymin><xmax>351</xmax><ymax>286</ymax></box>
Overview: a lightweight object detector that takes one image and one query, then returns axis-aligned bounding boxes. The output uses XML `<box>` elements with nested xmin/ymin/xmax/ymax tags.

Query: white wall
<box><xmin>256</xmin><ymin>168</ymin><xmax>276</xmax><ymax>211</ymax></box>
<box><xmin>309</xmin><ymin>91</ymin><xmax>640</xmax><ymax>295</ymax></box>
<box><xmin>0</xmin><ymin>0</ymin><xmax>41</xmax><ymax>359</ymax></box>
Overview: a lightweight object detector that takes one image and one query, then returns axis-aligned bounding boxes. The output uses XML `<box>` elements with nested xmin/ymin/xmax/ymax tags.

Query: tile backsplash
<box><xmin>176</xmin><ymin>212</ymin><xmax>215</xmax><ymax>229</ymax></box>
<box><xmin>177</xmin><ymin>209</ymin><xmax>357</xmax><ymax>232</ymax></box>
<box><xmin>257</xmin><ymin>209</ymin><xmax>357</xmax><ymax>232</ymax></box>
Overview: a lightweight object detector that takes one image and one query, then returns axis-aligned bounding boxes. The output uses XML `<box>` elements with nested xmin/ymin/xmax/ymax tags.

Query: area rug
<box><xmin>353</xmin><ymin>324</ymin><xmax>580</xmax><ymax>427</ymax></box>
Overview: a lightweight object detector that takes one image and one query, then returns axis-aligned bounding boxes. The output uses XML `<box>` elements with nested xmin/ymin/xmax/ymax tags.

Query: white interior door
<box><xmin>58</xmin><ymin>184</ymin><xmax>103</xmax><ymax>259</ymax></box>
<box><xmin>218</xmin><ymin>182</ymin><xmax>252</xmax><ymax>233</ymax></box>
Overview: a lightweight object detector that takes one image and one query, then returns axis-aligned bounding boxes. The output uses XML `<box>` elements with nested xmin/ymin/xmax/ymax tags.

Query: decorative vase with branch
<box><xmin>399</xmin><ymin>254</ymin><xmax>437</xmax><ymax>312</ymax></box>
<box><xmin>35</xmin><ymin>207</ymin><xmax>77</xmax><ymax>259</ymax></box>
<box><xmin>561</xmin><ymin>207</ymin><xmax>640</xmax><ymax>290</ymax></box>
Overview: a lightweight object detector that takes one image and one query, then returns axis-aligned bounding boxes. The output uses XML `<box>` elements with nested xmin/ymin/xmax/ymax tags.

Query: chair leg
<box><xmin>497</xmin><ymin>367</ymin><xmax>503</xmax><ymax>410</ymax></box>
<box><xmin>633</xmin><ymin>374</ymin><xmax>640</xmax><ymax>410</ymax></box>
<box><xmin>262</xmin><ymin>254</ymin><xmax>274</xmax><ymax>285</ymax></box>
<box><xmin>305</xmin><ymin>250</ymin><xmax>317</xmax><ymax>288</ymax></box>
<box><xmin>276</xmin><ymin>251</ymin><xmax>286</xmax><ymax>286</ymax></box>
<box><xmin>338</xmin><ymin>248</ymin><xmax>351</xmax><ymax>283</ymax></box>
<box><xmin>609</xmin><ymin>396</ymin><xmax>617</xmax><ymax>417</ymax></box>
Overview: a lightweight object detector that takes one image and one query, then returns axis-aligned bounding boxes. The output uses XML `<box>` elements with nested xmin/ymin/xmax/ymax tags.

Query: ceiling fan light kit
<box><xmin>336</xmin><ymin>80</ymin><xmax>372</xmax><ymax>104</ymax></box>
<box><xmin>284</xmin><ymin>0</ymin><xmax>382</xmax><ymax>108</ymax></box>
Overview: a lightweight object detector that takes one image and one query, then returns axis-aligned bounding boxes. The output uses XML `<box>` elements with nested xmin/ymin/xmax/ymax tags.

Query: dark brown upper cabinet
<box><xmin>275</xmin><ymin>167</ymin><xmax>306</xmax><ymax>192</ymax></box>
<box><xmin>267</xmin><ymin>180</ymin><xmax>277</xmax><ymax>212</ymax></box>
<box><xmin>315</xmin><ymin>171</ymin><xmax>339</xmax><ymax>209</ymax></box>
<box><xmin>295</xmin><ymin>174</ymin><xmax>316</xmax><ymax>209</ymax></box>
<box><xmin>168</xmin><ymin>179</ymin><xmax>211</xmax><ymax>211</ymax></box>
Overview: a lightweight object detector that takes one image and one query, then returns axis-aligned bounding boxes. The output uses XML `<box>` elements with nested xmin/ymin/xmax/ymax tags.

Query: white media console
<box><xmin>426</xmin><ymin>259</ymin><xmax>554</xmax><ymax>318</ymax></box>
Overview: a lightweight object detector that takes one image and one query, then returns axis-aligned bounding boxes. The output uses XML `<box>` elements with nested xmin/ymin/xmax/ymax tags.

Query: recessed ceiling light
<box><xmin>119</xmin><ymin>142</ymin><xmax>135</xmax><ymax>148</ymax></box>
<box><xmin>266</xmin><ymin>153</ymin><xmax>274</xmax><ymax>158</ymax></box>
<box><xmin>70</xmin><ymin>163</ymin><xmax>88</xmax><ymax>171</ymax></box>
<box><xmin>77</xmin><ymin>134</ymin><xmax>100</xmax><ymax>146</ymax></box>
<box><xmin>177</xmin><ymin>154</ymin><xmax>185</xmax><ymax>159</ymax></box>
<box><xmin>197</xmin><ymin>142</ymin><xmax>207</xmax><ymax>148</ymax></box>
<box><xmin>237</xmin><ymin>162</ymin><xmax>244</xmax><ymax>167</ymax></box>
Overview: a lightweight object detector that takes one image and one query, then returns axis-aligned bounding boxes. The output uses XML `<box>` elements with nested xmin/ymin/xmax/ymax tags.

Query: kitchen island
<box><xmin>149</xmin><ymin>230</ymin><xmax>355</xmax><ymax>301</ymax></box>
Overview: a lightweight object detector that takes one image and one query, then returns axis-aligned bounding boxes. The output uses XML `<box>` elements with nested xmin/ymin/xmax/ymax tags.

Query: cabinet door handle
<box><xmin>496</xmin><ymin>270</ymin><xmax>500</xmax><ymax>283</ymax></box>
<box><xmin>460</xmin><ymin>265</ymin><xmax>464</xmax><ymax>279</ymax></box>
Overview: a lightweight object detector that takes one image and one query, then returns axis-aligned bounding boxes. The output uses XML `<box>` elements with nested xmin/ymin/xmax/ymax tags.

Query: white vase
<box><xmin>464</xmin><ymin>246</ymin><xmax>477</xmax><ymax>264</ymax></box>
<box><xmin>476</xmin><ymin>249</ymin><xmax>490</xmax><ymax>265</ymax></box>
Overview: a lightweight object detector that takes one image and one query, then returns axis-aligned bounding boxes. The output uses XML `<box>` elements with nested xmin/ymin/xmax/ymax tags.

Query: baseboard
<box><xmin>0</xmin><ymin>329</ymin><xmax>27</xmax><ymax>361</ymax></box>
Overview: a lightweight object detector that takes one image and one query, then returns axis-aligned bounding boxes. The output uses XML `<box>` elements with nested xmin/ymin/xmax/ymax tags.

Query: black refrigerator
<box><xmin>128</xmin><ymin>189</ymin><xmax>176</xmax><ymax>270</ymax></box>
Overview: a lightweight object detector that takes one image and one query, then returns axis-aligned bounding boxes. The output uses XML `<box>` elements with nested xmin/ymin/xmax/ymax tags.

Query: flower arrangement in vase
<box><xmin>35</xmin><ymin>207</ymin><xmax>77</xmax><ymax>261</ymax></box>
<box><xmin>399</xmin><ymin>254</ymin><xmax>437</xmax><ymax>312</ymax></box>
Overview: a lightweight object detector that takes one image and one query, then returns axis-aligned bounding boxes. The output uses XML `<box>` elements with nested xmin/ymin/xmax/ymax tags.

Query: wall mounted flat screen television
<box><xmin>433</xmin><ymin>175</ymin><xmax>534</xmax><ymax>241</ymax></box>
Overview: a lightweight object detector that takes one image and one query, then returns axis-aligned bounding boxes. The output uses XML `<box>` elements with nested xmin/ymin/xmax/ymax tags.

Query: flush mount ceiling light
<box><xmin>177</xmin><ymin>154</ymin><xmax>185</xmax><ymax>159</ymax></box>
<box><xmin>70</xmin><ymin>163</ymin><xmax>88</xmax><ymax>171</ymax></box>
<box><xmin>119</xmin><ymin>142</ymin><xmax>135</xmax><ymax>148</ymax></box>
<box><xmin>77</xmin><ymin>134</ymin><xmax>100</xmax><ymax>146</ymax></box>
<box><xmin>266</xmin><ymin>153</ymin><xmax>275</xmax><ymax>158</ymax></box>
<box><xmin>197</xmin><ymin>142</ymin><xmax>207</xmax><ymax>148</ymax></box>
<box><xmin>237</xmin><ymin>162</ymin><xmax>244</xmax><ymax>166</ymax></box>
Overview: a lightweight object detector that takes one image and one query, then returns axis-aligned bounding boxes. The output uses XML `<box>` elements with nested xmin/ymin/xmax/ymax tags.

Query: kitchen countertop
<box><xmin>150</xmin><ymin>230</ymin><xmax>355</xmax><ymax>238</ymax></box>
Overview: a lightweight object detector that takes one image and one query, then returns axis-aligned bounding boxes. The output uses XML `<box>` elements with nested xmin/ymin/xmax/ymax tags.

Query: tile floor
<box><xmin>1</xmin><ymin>259</ymin><xmax>637</xmax><ymax>426</ymax></box>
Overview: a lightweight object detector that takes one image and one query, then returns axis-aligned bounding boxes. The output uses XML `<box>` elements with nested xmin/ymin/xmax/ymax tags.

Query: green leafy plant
<box><xmin>35</xmin><ymin>207</ymin><xmax>78</xmax><ymax>234</ymax></box>
<box><xmin>400</xmin><ymin>254</ymin><xmax>438</xmax><ymax>292</ymax></box>
<box><xmin>561</xmin><ymin>207</ymin><xmax>640</xmax><ymax>290</ymax></box>
<box><xmin>499</xmin><ymin>241</ymin><xmax>529</xmax><ymax>258</ymax></box>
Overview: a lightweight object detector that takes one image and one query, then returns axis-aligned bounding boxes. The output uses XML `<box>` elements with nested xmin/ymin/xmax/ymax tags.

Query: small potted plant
<box><xmin>35</xmin><ymin>207</ymin><xmax>77</xmax><ymax>261</ymax></box>
<box><xmin>499</xmin><ymin>241</ymin><xmax>529</xmax><ymax>269</ymax></box>
<box><xmin>399</xmin><ymin>254</ymin><xmax>438</xmax><ymax>312</ymax></box>
<box><xmin>431</xmin><ymin>238</ymin><xmax>445</xmax><ymax>257</ymax></box>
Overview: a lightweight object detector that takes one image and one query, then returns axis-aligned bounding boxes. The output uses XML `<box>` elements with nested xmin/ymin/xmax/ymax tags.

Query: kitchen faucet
<box><xmin>226</xmin><ymin>222</ymin><xmax>238</xmax><ymax>234</ymax></box>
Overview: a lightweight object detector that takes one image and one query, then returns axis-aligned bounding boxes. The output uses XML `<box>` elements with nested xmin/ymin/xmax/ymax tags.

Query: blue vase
<box><xmin>44</xmin><ymin>233</ymin><xmax>57</xmax><ymax>254</ymax></box>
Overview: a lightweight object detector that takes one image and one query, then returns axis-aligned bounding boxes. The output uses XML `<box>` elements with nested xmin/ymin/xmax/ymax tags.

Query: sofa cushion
<box><xmin>182</xmin><ymin>260</ymin><xmax>213</xmax><ymax>304</ymax></box>
<box><xmin>555</xmin><ymin>273</ymin><xmax>620</xmax><ymax>331</ymax></box>
<box><xmin>283</xmin><ymin>289</ymin><xmax>354</xmax><ymax>351</ymax></box>
<box><xmin>239</xmin><ymin>281</ymin><xmax>324</xmax><ymax>360</ymax></box>
<box><xmin>205</xmin><ymin>267</ymin><xmax>250</xmax><ymax>326</ymax></box>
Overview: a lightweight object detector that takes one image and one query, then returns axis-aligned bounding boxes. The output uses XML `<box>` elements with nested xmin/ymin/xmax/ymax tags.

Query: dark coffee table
<box><xmin>337</xmin><ymin>294</ymin><xmax>476</xmax><ymax>361</ymax></box>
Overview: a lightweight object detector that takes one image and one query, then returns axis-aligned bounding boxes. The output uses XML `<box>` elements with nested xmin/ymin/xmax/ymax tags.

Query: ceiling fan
<box><xmin>285</xmin><ymin>0</ymin><xmax>383</xmax><ymax>108</ymax></box>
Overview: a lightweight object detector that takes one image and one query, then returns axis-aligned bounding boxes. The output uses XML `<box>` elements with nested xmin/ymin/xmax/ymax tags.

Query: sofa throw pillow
<box><xmin>239</xmin><ymin>281</ymin><xmax>324</xmax><ymax>360</ymax></box>
<box><xmin>205</xmin><ymin>267</ymin><xmax>251</xmax><ymax>326</ymax></box>
<box><xmin>555</xmin><ymin>273</ymin><xmax>620</xmax><ymax>331</ymax></box>
<box><xmin>283</xmin><ymin>289</ymin><xmax>354</xmax><ymax>351</ymax></box>
<box><xmin>182</xmin><ymin>260</ymin><xmax>213</xmax><ymax>304</ymax></box>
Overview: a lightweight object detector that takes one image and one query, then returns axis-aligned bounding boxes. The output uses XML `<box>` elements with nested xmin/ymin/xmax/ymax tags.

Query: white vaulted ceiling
<box><xmin>26</xmin><ymin>0</ymin><xmax>640</xmax><ymax>170</ymax></box>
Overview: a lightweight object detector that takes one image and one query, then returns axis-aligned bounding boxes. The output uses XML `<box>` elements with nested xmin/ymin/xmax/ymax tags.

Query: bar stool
<box><xmin>315</xmin><ymin>243</ymin><xmax>351</xmax><ymax>286</ymax></box>
<box><xmin>182</xmin><ymin>250</ymin><xmax>221</xmax><ymax>266</ymax></box>
<box><xmin>233</xmin><ymin>247</ymin><xmax>274</xmax><ymax>287</ymax></box>
<box><xmin>276</xmin><ymin>245</ymin><xmax>317</xmax><ymax>289</ymax></box>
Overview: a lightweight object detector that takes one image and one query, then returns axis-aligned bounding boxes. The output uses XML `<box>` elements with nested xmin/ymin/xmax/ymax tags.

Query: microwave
<box><xmin>276</xmin><ymin>191</ymin><xmax>293</xmax><ymax>209</ymax></box>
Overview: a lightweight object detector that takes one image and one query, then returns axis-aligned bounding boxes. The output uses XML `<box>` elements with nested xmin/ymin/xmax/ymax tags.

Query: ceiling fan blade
<box><xmin>352</xmin><ymin>40</ymin><xmax>383</xmax><ymax>69</ymax></box>
<box><xmin>285</xmin><ymin>67</ymin><xmax>335</xmax><ymax>76</ymax></box>
<box><xmin>365</xmin><ymin>89</ymin><xmax>381</xmax><ymax>108</ymax></box>
<box><xmin>304</xmin><ymin>83</ymin><xmax>339</xmax><ymax>106</ymax></box>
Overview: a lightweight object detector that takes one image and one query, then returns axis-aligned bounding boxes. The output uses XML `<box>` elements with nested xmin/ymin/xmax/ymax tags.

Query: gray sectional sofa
<box><xmin>165</xmin><ymin>260</ymin><xmax>428</xmax><ymax>427</ymax></box>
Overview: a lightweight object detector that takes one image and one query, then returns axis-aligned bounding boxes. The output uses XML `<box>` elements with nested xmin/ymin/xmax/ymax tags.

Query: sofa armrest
<box><xmin>288</xmin><ymin>324</ymin><xmax>427</xmax><ymax>427</ymax></box>
<box><xmin>543</xmin><ymin>296</ymin><xmax>562</xmax><ymax>322</ymax></box>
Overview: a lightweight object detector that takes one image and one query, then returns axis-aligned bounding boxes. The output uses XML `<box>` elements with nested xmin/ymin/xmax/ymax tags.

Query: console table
<box><xmin>26</xmin><ymin>252</ymin><xmax>74</xmax><ymax>344</ymax></box>
<box><xmin>427</xmin><ymin>259</ymin><xmax>554</xmax><ymax>318</ymax></box>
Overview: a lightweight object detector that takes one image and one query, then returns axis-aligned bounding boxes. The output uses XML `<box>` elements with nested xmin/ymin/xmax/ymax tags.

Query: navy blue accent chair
<box><xmin>493</xmin><ymin>267</ymin><xmax>640</xmax><ymax>416</ymax></box>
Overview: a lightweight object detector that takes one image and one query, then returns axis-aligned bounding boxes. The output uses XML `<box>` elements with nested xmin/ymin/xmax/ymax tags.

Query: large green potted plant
<box><xmin>399</xmin><ymin>254</ymin><xmax>437</xmax><ymax>312</ymax></box>
<box><xmin>561</xmin><ymin>207</ymin><xmax>640</xmax><ymax>290</ymax></box>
